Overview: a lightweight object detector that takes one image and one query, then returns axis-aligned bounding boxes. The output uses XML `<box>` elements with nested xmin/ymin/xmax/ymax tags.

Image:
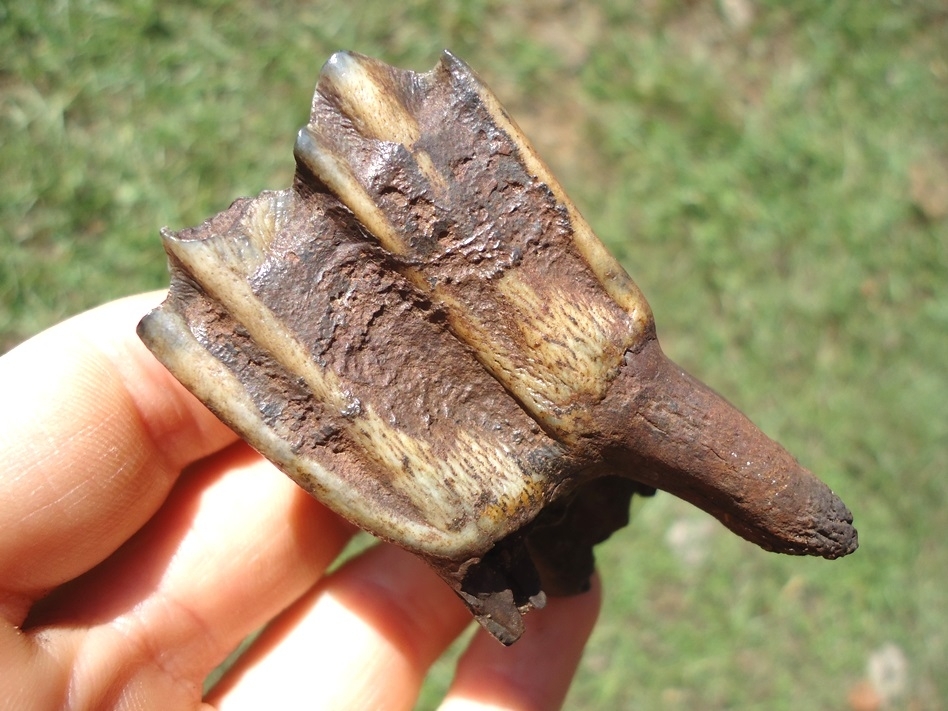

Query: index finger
<box><xmin>0</xmin><ymin>293</ymin><xmax>237</xmax><ymax>615</ymax></box>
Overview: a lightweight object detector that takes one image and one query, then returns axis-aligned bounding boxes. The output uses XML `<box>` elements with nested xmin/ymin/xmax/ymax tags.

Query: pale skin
<box><xmin>0</xmin><ymin>293</ymin><xmax>601</xmax><ymax>711</ymax></box>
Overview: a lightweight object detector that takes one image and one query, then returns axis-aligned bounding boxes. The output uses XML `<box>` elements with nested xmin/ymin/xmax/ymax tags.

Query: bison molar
<box><xmin>138</xmin><ymin>50</ymin><xmax>856</xmax><ymax>645</ymax></box>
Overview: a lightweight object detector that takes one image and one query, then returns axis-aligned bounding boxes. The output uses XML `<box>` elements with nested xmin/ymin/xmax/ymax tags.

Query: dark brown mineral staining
<box><xmin>138</xmin><ymin>50</ymin><xmax>857</xmax><ymax>645</ymax></box>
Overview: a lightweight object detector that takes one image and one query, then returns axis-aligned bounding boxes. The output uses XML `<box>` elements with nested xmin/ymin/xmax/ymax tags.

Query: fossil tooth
<box><xmin>138</xmin><ymin>50</ymin><xmax>857</xmax><ymax>645</ymax></box>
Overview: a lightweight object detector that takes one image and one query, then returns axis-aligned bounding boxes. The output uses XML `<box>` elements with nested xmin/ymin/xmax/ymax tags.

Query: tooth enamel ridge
<box><xmin>139</xmin><ymin>50</ymin><xmax>857</xmax><ymax>645</ymax></box>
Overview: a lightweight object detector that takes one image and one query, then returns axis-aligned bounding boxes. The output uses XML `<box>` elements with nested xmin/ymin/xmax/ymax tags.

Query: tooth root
<box><xmin>605</xmin><ymin>340</ymin><xmax>857</xmax><ymax>559</ymax></box>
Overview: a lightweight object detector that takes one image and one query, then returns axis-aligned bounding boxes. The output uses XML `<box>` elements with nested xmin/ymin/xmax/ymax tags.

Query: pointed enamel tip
<box><xmin>312</xmin><ymin>49</ymin><xmax>420</xmax><ymax>148</ymax></box>
<box><xmin>439</xmin><ymin>48</ymin><xmax>472</xmax><ymax>75</ymax></box>
<box><xmin>313</xmin><ymin>51</ymin><xmax>366</xmax><ymax>107</ymax></box>
<box><xmin>321</xmin><ymin>49</ymin><xmax>361</xmax><ymax>79</ymax></box>
<box><xmin>605</xmin><ymin>340</ymin><xmax>858</xmax><ymax>559</ymax></box>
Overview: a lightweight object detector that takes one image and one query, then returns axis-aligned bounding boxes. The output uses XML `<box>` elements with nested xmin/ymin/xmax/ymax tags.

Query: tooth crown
<box><xmin>143</xmin><ymin>189</ymin><xmax>572</xmax><ymax>557</ymax></box>
<box><xmin>139</xmin><ymin>50</ymin><xmax>856</xmax><ymax>645</ymax></box>
<box><xmin>296</xmin><ymin>51</ymin><xmax>653</xmax><ymax>436</ymax></box>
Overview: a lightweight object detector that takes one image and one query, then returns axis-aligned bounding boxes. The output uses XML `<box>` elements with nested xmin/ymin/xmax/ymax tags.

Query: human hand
<box><xmin>0</xmin><ymin>294</ymin><xmax>601</xmax><ymax>711</ymax></box>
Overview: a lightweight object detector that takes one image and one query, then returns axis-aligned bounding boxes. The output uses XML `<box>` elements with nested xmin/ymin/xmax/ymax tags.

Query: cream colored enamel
<box><xmin>295</xmin><ymin>127</ymin><xmax>411</xmax><ymax>256</ymax></box>
<box><xmin>453</xmin><ymin>56</ymin><xmax>652</xmax><ymax>332</ymax></box>
<box><xmin>240</xmin><ymin>191</ymin><xmax>287</xmax><ymax>256</ymax></box>
<box><xmin>496</xmin><ymin>271</ymin><xmax>629</xmax><ymax>399</ymax></box>
<box><xmin>321</xmin><ymin>52</ymin><xmax>421</xmax><ymax>148</ymax></box>
<box><xmin>163</xmin><ymin>228</ymin><xmax>349</xmax><ymax>411</ymax></box>
<box><xmin>433</xmin><ymin>275</ymin><xmax>627</xmax><ymax>437</ymax></box>
<box><xmin>413</xmin><ymin>149</ymin><xmax>449</xmax><ymax>194</ymax></box>
<box><xmin>348</xmin><ymin>408</ymin><xmax>544</xmax><ymax>530</ymax></box>
<box><xmin>157</xmin><ymin>214</ymin><xmax>544</xmax><ymax>554</ymax></box>
<box><xmin>318</xmin><ymin>53</ymin><xmax>448</xmax><ymax>194</ymax></box>
<box><xmin>139</xmin><ymin>307</ymin><xmax>463</xmax><ymax>554</ymax></box>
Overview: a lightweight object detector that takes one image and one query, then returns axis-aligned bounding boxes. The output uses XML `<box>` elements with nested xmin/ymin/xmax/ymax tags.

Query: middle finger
<box><xmin>208</xmin><ymin>542</ymin><xmax>472</xmax><ymax>711</ymax></box>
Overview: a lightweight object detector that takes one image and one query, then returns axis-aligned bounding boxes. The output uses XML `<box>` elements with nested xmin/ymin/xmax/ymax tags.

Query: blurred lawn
<box><xmin>3</xmin><ymin>0</ymin><xmax>947</xmax><ymax>708</ymax></box>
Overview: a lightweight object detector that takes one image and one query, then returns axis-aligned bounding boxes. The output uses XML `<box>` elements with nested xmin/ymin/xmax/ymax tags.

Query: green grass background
<box><xmin>3</xmin><ymin>0</ymin><xmax>946</xmax><ymax>708</ymax></box>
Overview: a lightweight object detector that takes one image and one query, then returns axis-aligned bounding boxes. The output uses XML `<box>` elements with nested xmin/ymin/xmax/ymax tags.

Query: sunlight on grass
<box><xmin>3</xmin><ymin>1</ymin><xmax>946</xmax><ymax>708</ymax></box>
